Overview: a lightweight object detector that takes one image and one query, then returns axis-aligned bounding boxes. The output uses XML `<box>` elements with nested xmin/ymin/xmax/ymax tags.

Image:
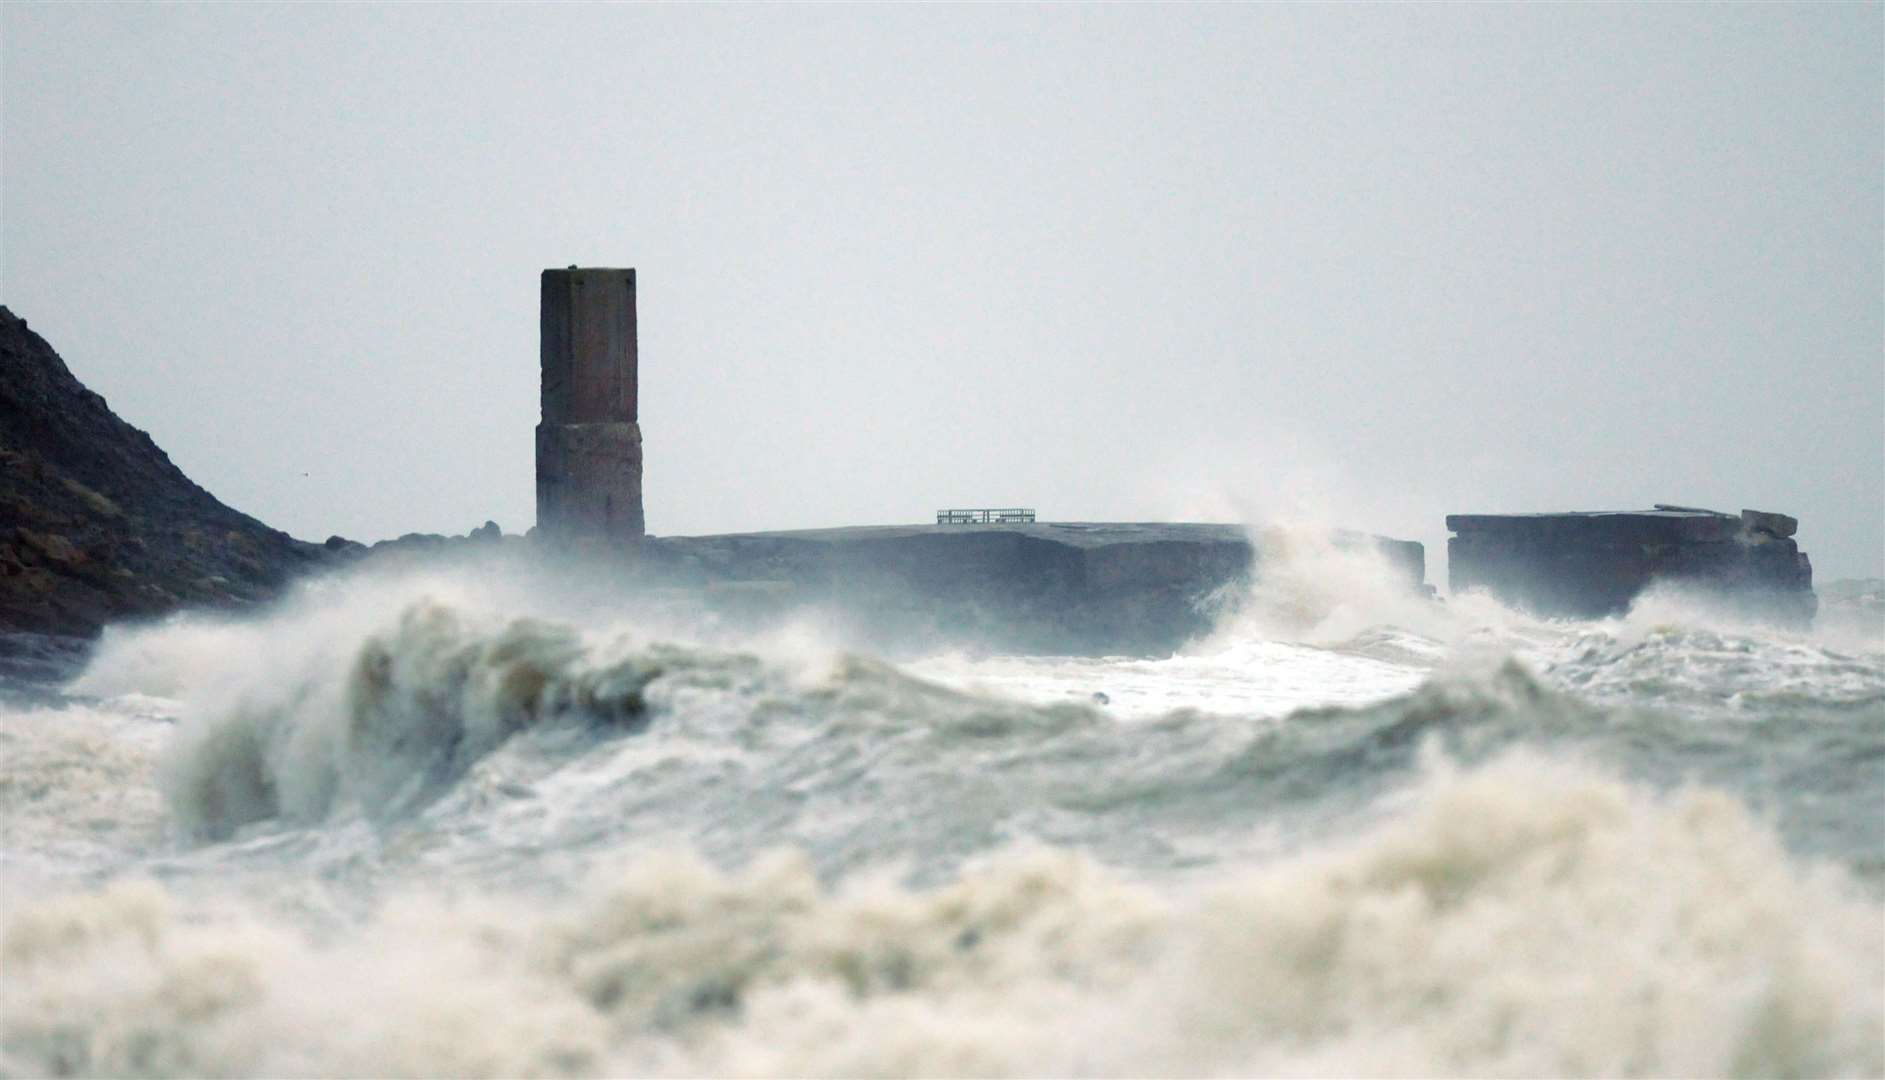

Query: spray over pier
<box><xmin>518</xmin><ymin>267</ymin><xmax>1817</xmax><ymax>649</ymax></box>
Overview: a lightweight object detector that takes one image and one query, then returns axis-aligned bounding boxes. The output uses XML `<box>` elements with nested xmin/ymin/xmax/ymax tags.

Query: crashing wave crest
<box><xmin>135</xmin><ymin>597</ymin><xmax>760</xmax><ymax>840</ymax></box>
<box><xmin>4</xmin><ymin>750</ymin><xmax>1879</xmax><ymax>1078</ymax></box>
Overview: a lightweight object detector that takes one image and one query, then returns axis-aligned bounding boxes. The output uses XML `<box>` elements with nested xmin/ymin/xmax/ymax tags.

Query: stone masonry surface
<box><xmin>536</xmin><ymin>268</ymin><xmax>644</xmax><ymax>541</ymax></box>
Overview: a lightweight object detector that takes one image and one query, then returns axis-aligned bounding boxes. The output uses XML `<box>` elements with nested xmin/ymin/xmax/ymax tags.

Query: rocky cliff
<box><xmin>0</xmin><ymin>307</ymin><xmax>325</xmax><ymax>636</ymax></box>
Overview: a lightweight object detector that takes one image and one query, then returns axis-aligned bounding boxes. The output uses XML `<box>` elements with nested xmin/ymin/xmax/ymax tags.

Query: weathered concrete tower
<box><xmin>536</xmin><ymin>268</ymin><xmax>644</xmax><ymax>542</ymax></box>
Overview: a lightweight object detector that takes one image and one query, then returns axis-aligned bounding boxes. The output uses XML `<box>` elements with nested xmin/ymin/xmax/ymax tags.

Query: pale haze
<box><xmin>4</xmin><ymin>3</ymin><xmax>1880</xmax><ymax>582</ymax></box>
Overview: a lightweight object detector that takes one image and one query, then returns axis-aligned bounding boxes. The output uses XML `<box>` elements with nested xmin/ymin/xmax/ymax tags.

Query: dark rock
<box><xmin>0</xmin><ymin>307</ymin><xmax>327</xmax><ymax>636</ymax></box>
<box><xmin>0</xmin><ymin>631</ymin><xmax>91</xmax><ymax>695</ymax></box>
<box><xmin>1447</xmin><ymin>506</ymin><xmax>1815</xmax><ymax>623</ymax></box>
<box><xmin>1739</xmin><ymin>509</ymin><xmax>1798</xmax><ymax>538</ymax></box>
<box><xmin>369</xmin><ymin>533</ymin><xmax>449</xmax><ymax>555</ymax></box>
<box><xmin>323</xmin><ymin>534</ymin><xmax>369</xmax><ymax>559</ymax></box>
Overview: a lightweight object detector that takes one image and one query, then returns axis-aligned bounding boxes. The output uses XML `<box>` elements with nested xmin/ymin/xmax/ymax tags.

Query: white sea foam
<box><xmin>3</xmin><ymin>751</ymin><xmax>1878</xmax><ymax>1078</ymax></box>
<box><xmin>908</xmin><ymin>637</ymin><xmax>1424</xmax><ymax>720</ymax></box>
<box><xmin>0</xmin><ymin>702</ymin><xmax>170</xmax><ymax>886</ymax></box>
<box><xmin>1206</xmin><ymin>522</ymin><xmax>1444</xmax><ymax>644</ymax></box>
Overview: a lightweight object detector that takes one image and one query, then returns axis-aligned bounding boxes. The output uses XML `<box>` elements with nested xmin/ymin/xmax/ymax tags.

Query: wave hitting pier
<box><xmin>653</xmin><ymin>522</ymin><xmax>1427</xmax><ymax>655</ymax></box>
<box><xmin>1447</xmin><ymin>505</ymin><xmax>1814</xmax><ymax>623</ymax></box>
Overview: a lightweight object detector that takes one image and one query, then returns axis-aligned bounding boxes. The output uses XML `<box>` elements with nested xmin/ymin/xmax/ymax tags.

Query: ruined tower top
<box><xmin>536</xmin><ymin>267</ymin><xmax>644</xmax><ymax>542</ymax></box>
<box><xmin>540</xmin><ymin>268</ymin><xmax>637</xmax><ymax>425</ymax></box>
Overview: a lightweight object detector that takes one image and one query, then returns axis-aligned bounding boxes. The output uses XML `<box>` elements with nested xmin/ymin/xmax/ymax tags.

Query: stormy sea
<box><xmin>3</xmin><ymin>536</ymin><xmax>1881</xmax><ymax>1078</ymax></box>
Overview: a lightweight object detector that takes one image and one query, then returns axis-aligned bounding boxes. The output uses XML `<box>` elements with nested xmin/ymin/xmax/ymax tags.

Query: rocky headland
<box><xmin>0</xmin><ymin>307</ymin><xmax>328</xmax><ymax>642</ymax></box>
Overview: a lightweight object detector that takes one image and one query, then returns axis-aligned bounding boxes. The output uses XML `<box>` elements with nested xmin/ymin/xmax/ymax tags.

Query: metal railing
<box><xmin>936</xmin><ymin>508</ymin><xmax>1036</xmax><ymax>525</ymax></box>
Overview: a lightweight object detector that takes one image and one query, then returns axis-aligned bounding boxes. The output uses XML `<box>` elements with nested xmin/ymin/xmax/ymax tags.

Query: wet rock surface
<box><xmin>0</xmin><ymin>307</ymin><xmax>326</xmax><ymax>637</ymax></box>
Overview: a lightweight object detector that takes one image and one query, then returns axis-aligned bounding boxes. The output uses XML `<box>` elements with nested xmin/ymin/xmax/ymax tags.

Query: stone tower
<box><xmin>536</xmin><ymin>268</ymin><xmax>644</xmax><ymax>542</ymax></box>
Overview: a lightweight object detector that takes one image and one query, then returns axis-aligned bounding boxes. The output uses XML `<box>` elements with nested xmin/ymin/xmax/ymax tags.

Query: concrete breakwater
<box><xmin>3</xmin><ymin>296</ymin><xmax>1431</xmax><ymax>656</ymax></box>
<box><xmin>1448</xmin><ymin>506</ymin><xmax>1815</xmax><ymax>624</ymax></box>
<box><xmin>0</xmin><ymin>286</ymin><xmax>1824</xmax><ymax>655</ymax></box>
<box><xmin>648</xmin><ymin>523</ymin><xmax>1426</xmax><ymax>656</ymax></box>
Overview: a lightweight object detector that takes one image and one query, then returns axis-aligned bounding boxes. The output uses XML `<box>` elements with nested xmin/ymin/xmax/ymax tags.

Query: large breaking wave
<box><xmin>4</xmin><ymin>749</ymin><xmax>1879</xmax><ymax>1077</ymax></box>
<box><xmin>4</xmin><ymin>556</ymin><xmax>1880</xmax><ymax>1077</ymax></box>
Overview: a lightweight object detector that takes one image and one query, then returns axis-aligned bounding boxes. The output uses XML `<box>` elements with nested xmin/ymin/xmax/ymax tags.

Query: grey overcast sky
<box><xmin>4</xmin><ymin>3</ymin><xmax>1881</xmax><ymax>582</ymax></box>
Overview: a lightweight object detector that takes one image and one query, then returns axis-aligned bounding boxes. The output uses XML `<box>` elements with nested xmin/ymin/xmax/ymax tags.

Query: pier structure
<box><xmin>1447</xmin><ymin>505</ymin><xmax>1813</xmax><ymax>622</ymax></box>
<box><xmin>536</xmin><ymin>267</ymin><xmax>644</xmax><ymax>543</ymax></box>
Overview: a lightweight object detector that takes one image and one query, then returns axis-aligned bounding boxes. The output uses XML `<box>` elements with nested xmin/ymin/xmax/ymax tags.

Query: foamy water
<box><xmin>3</xmin><ymin>539</ymin><xmax>1881</xmax><ymax>1077</ymax></box>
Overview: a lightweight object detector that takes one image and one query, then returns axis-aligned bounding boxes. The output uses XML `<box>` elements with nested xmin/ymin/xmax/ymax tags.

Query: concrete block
<box><xmin>535</xmin><ymin>422</ymin><xmax>643</xmax><ymax>542</ymax></box>
<box><xmin>1446</xmin><ymin>505</ymin><xmax>1814</xmax><ymax>622</ymax></box>
<box><xmin>1446</xmin><ymin>511</ymin><xmax>1739</xmax><ymax>545</ymax></box>
<box><xmin>540</xmin><ymin>269</ymin><xmax>636</xmax><ymax>424</ymax></box>
<box><xmin>1740</xmin><ymin>509</ymin><xmax>1798</xmax><ymax>538</ymax></box>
